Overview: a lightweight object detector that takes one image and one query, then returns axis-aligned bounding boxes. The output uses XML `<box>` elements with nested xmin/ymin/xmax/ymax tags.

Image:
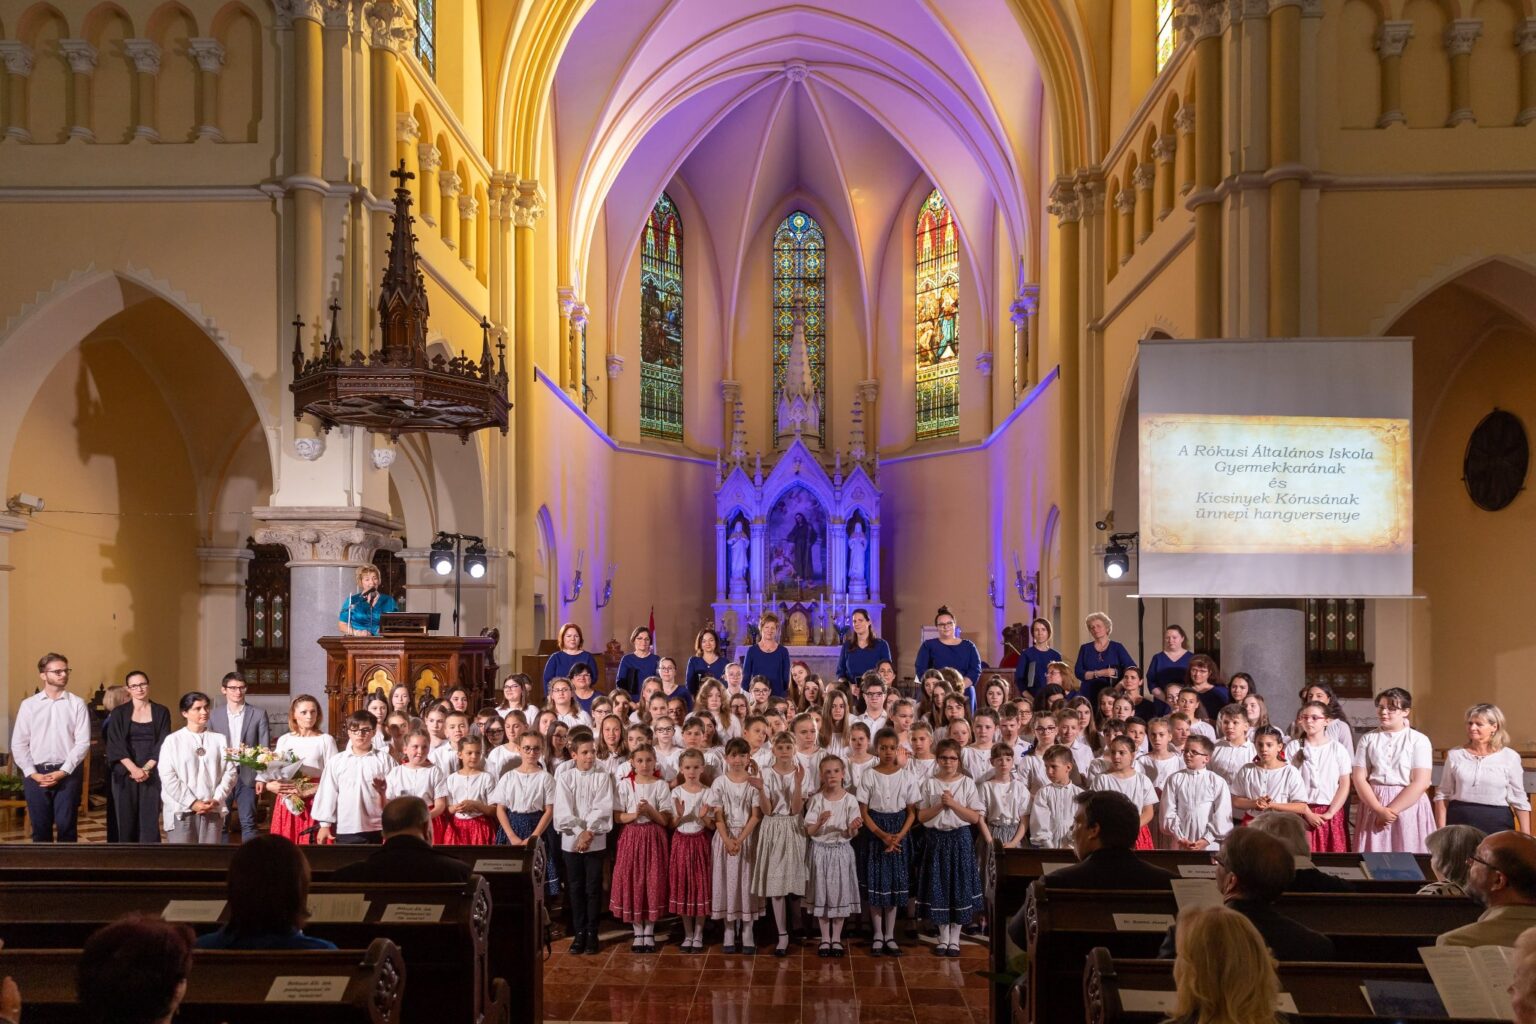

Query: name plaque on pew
<box><xmin>1039</xmin><ymin>861</ymin><xmax>1071</xmax><ymax>874</ymax></box>
<box><xmin>381</xmin><ymin>903</ymin><xmax>445</xmax><ymax>922</ymax></box>
<box><xmin>1121</xmin><ymin>990</ymin><xmax>1298</xmax><ymax>1013</ymax></box>
<box><xmin>307</xmin><ymin>893</ymin><xmax>370</xmax><ymax>922</ymax></box>
<box><xmin>1176</xmin><ymin>864</ymin><xmax>1218</xmax><ymax>879</ymax></box>
<box><xmin>161</xmin><ymin>899</ymin><xmax>227</xmax><ymax>922</ymax></box>
<box><xmin>472</xmin><ymin>858</ymin><xmax>525</xmax><ymax>873</ymax></box>
<box><xmin>1112</xmin><ymin>913</ymin><xmax>1175</xmax><ymax>932</ymax></box>
<box><xmin>265</xmin><ymin>976</ymin><xmax>351</xmax><ymax>1003</ymax></box>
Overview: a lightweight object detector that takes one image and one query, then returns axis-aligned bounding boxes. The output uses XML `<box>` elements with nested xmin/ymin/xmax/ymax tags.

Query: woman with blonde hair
<box><xmin>337</xmin><ymin>564</ymin><xmax>396</xmax><ymax>636</ymax></box>
<box><xmin>268</xmin><ymin>695</ymin><xmax>336</xmax><ymax>843</ymax></box>
<box><xmin>1073</xmin><ymin>611</ymin><xmax>1135</xmax><ymax>704</ymax></box>
<box><xmin>1434</xmin><ymin>703</ymin><xmax>1531</xmax><ymax>833</ymax></box>
<box><xmin>1167</xmin><ymin>905</ymin><xmax>1284</xmax><ymax>1024</ymax></box>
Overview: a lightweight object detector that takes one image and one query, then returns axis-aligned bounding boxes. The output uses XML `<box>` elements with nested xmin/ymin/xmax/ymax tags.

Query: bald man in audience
<box><xmin>1437</xmin><ymin>830</ymin><xmax>1536</xmax><ymax>947</ymax></box>
<box><xmin>332</xmin><ymin>796</ymin><xmax>472</xmax><ymax>884</ymax></box>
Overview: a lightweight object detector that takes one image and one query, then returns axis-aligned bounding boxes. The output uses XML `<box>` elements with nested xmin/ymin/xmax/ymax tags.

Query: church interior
<box><xmin>5</xmin><ymin>0</ymin><xmax>1536</xmax><ymax>1020</ymax></box>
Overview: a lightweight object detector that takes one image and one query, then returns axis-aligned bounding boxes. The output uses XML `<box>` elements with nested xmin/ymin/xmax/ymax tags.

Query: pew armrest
<box><xmin>482</xmin><ymin>977</ymin><xmax>511</xmax><ymax>1024</ymax></box>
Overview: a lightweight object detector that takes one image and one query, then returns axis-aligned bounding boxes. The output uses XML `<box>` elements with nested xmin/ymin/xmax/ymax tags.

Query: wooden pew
<box><xmin>0</xmin><ymin>843</ymin><xmax>543</xmax><ymax>1024</ymax></box>
<box><xmin>0</xmin><ymin>938</ymin><xmax>405</xmax><ymax>1024</ymax></box>
<box><xmin>989</xmin><ymin>846</ymin><xmax>1436</xmax><ymax>1024</ymax></box>
<box><xmin>1022</xmin><ymin>883</ymin><xmax>1480</xmax><ymax>1024</ymax></box>
<box><xmin>0</xmin><ymin>880</ymin><xmax>504</xmax><ymax>1024</ymax></box>
<box><xmin>1081</xmin><ymin>948</ymin><xmax>1501</xmax><ymax>1024</ymax></box>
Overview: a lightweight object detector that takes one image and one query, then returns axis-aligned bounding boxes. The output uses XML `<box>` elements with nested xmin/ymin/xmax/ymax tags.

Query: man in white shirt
<box><xmin>208</xmin><ymin>671</ymin><xmax>269</xmax><ymax>841</ymax></box>
<box><xmin>10</xmin><ymin>652</ymin><xmax>92</xmax><ymax>842</ymax></box>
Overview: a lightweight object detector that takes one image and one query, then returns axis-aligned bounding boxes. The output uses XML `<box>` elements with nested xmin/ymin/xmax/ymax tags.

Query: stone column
<box><xmin>749</xmin><ymin>517</ymin><xmax>768</xmax><ymax>605</ymax></box>
<box><xmin>253</xmin><ymin>507</ymin><xmax>402</xmax><ymax>708</ymax></box>
<box><xmin>488</xmin><ymin>176</ymin><xmax>509</xmax><ymax>330</ymax></box>
<box><xmin>511</xmin><ymin>179</ymin><xmax>546</xmax><ymax>658</ymax></box>
<box><xmin>1183</xmin><ymin>0</ymin><xmax>1225</xmax><ymax>338</ymax></box>
<box><xmin>288</xmin><ymin>0</ymin><xmax>326</xmax><ymax>335</ymax></box>
<box><xmin>123</xmin><ymin>39</ymin><xmax>160</xmax><ymax>141</ymax></box>
<box><xmin>196</xmin><ymin>546</ymin><xmax>254</xmax><ymax>697</ymax></box>
<box><xmin>1114</xmin><ymin>188</ymin><xmax>1136</xmax><ymax>266</ymax></box>
<box><xmin>856</xmin><ymin>380</ymin><xmax>880</xmax><ymax>449</ymax></box>
<box><xmin>1174</xmin><ymin>105</ymin><xmax>1196</xmax><ymax>194</ymax></box>
<box><xmin>0</xmin><ymin>42</ymin><xmax>33</xmax><ymax>143</ymax></box>
<box><xmin>395</xmin><ymin>110</ymin><xmax>418</xmax><ymax>164</ymax></box>
<box><xmin>1009</xmin><ymin>285</ymin><xmax>1039</xmax><ymax>396</ymax></box>
<box><xmin>366</xmin><ymin>1</ymin><xmax>408</xmax><ymax>319</ymax></box>
<box><xmin>439</xmin><ymin>171</ymin><xmax>461</xmax><ymax>249</ymax></box>
<box><xmin>1374</xmin><ymin>22</ymin><xmax>1413</xmax><ymax>127</ymax></box>
<box><xmin>1268</xmin><ymin>0</ymin><xmax>1302</xmax><ymax>338</ymax></box>
<box><xmin>0</xmin><ymin>511</ymin><xmax>28</xmax><ymax>738</ymax></box>
<box><xmin>1445</xmin><ymin>20</ymin><xmax>1482</xmax><ymax>126</ymax></box>
<box><xmin>1517</xmin><ymin>19</ymin><xmax>1536</xmax><ymax>127</ymax></box>
<box><xmin>569</xmin><ymin>302</ymin><xmax>588</xmax><ymax>395</ymax></box>
<box><xmin>1048</xmin><ymin>179</ymin><xmax>1082</xmax><ymax>629</ymax></box>
<box><xmin>187</xmin><ymin>37</ymin><xmax>225</xmax><ymax>141</ymax></box>
<box><xmin>57</xmin><ymin>39</ymin><xmax>97</xmax><ymax>143</ymax></box>
<box><xmin>1220</xmin><ymin>599</ymin><xmax>1305</xmax><ymax>729</ymax></box>
<box><xmin>417</xmin><ymin>144</ymin><xmax>440</xmax><ymax>225</ymax></box>
<box><xmin>1153</xmin><ymin>134</ymin><xmax>1177</xmax><ymax>219</ymax></box>
<box><xmin>1132</xmin><ymin>164</ymin><xmax>1156</xmax><ymax>243</ymax></box>
<box><xmin>557</xmin><ymin>288</ymin><xmax>578</xmax><ymax>390</ymax></box>
<box><xmin>720</xmin><ymin>380</ymin><xmax>742</xmax><ymax>453</ymax></box>
<box><xmin>459</xmin><ymin>193</ymin><xmax>478</xmax><ymax>270</ymax></box>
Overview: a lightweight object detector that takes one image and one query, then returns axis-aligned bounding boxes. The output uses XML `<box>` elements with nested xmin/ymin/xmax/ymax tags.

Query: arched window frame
<box><xmin>915</xmin><ymin>189</ymin><xmax>960</xmax><ymax>441</ymax></box>
<box><xmin>415</xmin><ymin>0</ymin><xmax>436</xmax><ymax>78</ymax></box>
<box><xmin>640</xmin><ymin>192</ymin><xmax>684</xmax><ymax>440</ymax></box>
<box><xmin>772</xmin><ymin>210</ymin><xmax>827</xmax><ymax>443</ymax></box>
<box><xmin>1156</xmin><ymin>0</ymin><xmax>1177</xmax><ymax>73</ymax></box>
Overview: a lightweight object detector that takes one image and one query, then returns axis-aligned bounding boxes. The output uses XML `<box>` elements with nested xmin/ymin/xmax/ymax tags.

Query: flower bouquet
<box><xmin>225</xmin><ymin>746</ymin><xmax>307</xmax><ymax>814</ymax></box>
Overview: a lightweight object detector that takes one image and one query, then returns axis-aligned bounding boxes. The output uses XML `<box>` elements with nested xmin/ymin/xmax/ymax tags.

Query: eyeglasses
<box><xmin>348</xmin><ymin>726</ymin><xmax>376</xmax><ymax>735</ymax></box>
<box><xmin>126</xmin><ymin>682</ymin><xmax>150</xmax><ymax>690</ymax></box>
<box><xmin>1211</xmin><ymin>854</ymin><xmax>1230</xmax><ymax>869</ymax></box>
<box><xmin>1468</xmin><ymin>853</ymin><xmax>1501</xmax><ymax>872</ymax></box>
<box><xmin>1297</xmin><ymin>714</ymin><xmax>1325</xmax><ymax>721</ymax></box>
<box><xmin>47</xmin><ymin>669</ymin><xmax>72</xmax><ymax>676</ymax></box>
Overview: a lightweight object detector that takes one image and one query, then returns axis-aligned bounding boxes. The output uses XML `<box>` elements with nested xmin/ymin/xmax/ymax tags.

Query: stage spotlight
<box><xmin>464</xmin><ymin>540</ymin><xmax>488</xmax><ymax>580</ymax></box>
<box><xmin>430</xmin><ymin>534</ymin><xmax>456</xmax><ymax>576</ymax></box>
<box><xmin>1103</xmin><ymin>540</ymin><xmax>1130</xmax><ymax>580</ymax></box>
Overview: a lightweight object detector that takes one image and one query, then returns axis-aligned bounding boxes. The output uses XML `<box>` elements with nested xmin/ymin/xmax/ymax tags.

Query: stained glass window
<box><xmin>915</xmin><ymin>189</ymin><xmax>959</xmax><ymax>440</ymax></box>
<box><xmin>415</xmin><ymin>0</ymin><xmax>436</xmax><ymax>78</ymax></box>
<box><xmin>1156</xmin><ymin>0</ymin><xmax>1177</xmax><ymax>72</ymax></box>
<box><xmin>640</xmin><ymin>193</ymin><xmax>684</xmax><ymax>439</ymax></box>
<box><xmin>773</xmin><ymin>210</ymin><xmax>826</xmax><ymax>443</ymax></box>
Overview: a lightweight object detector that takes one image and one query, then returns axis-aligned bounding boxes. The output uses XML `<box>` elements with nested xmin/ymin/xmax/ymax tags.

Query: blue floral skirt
<box><xmin>861</xmin><ymin>809</ymin><xmax>913</xmax><ymax>908</ymax></box>
<box><xmin>505</xmin><ymin>809</ymin><xmax>561</xmax><ymax>896</ymax></box>
<box><xmin>916</xmin><ymin>825</ymin><xmax>983</xmax><ymax>925</ymax></box>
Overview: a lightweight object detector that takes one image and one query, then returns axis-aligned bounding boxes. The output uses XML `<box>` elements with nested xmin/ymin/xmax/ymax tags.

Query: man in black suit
<box><xmin>1158</xmin><ymin>827</ymin><xmax>1335</xmax><ymax>960</ymax></box>
<box><xmin>1007</xmin><ymin>791</ymin><xmax>1175</xmax><ymax>949</ymax></box>
<box><xmin>332</xmin><ymin>797</ymin><xmax>473</xmax><ymax>883</ymax></box>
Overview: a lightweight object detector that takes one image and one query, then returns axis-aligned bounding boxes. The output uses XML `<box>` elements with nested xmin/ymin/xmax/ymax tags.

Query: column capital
<box><xmin>1445</xmin><ymin>18</ymin><xmax>1482</xmax><ymax>57</ymax></box>
<box><xmin>395</xmin><ymin>111</ymin><xmax>419</xmax><ymax>143</ymax></box>
<box><xmin>1174</xmin><ymin>105</ymin><xmax>1197</xmax><ymax>135</ymax></box>
<box><xmin>0</xmin><ymin>41</ymin><xmax>35</xmax><ymax>77</ymax></box>
<box><xmin>558</xmin><ymin>287</ymin><xmax>587</xmax><ymax>320</ymax></box>
<box><xmin>1132</xmin><ymin>164</ymin><xmax>1156</xmax><ymax>191</ymax></box>
<box><xmin>1075</xmin><ymin>177</ymin><xmax>1105</xmax><ymax>216</ymax></box>
<box><xmin>58</xmin><ymin>39</ymin><xmax>98</xmax><ymax>75</ymax></box>
<box><xmin>439</xmin><ymin>170</ymin><xmax>461</xmax><ymax>198</ymax></box>
<box><xmin>417</xmin><ymin>142</ymin><xmax>440</xmax><ymax>172</ymax></box>
<box><xmin>974</xmin><ymin>351</ymin><xmax>993</xmax><ymax>377</ymax></box>
<box><xmin>720</xmin><ymin>379</ymin><xmax>742</xmax><ymax>405</ymax></box>
<box><xmin>1152</xmin><ymin>134</ymin><xmax>1177</xmax><ymax>164</ymax></box>
<box><xmin>279</xmin><ymin>0</ymin><xmax>329</xmax><ymax>26</ymax></box>
<box><xmin>1267</xmin><ymin>0</ymin><xmax>1321</xmax><ymax>15</ymax></box>
<box><xmin>188</xmin><ymin>38</ymin><xmax>226</xmax><ymax>74</ymax></box>
<box><xmin>606</xmin><ymin>353</ymin><xmax>625</xmax><ymax>379</ymax></box>
<box><xmin>365</xmin><ymin>0</ymin><xmax>416</xmax><ymax>51</ymax></box>
<box><xmin>252</xmin><ymin>506</ymin><xmax>403</xmax><ymax>567</ymax></box>
<box><xmin>322</xmin><ymin>0</ymin><xmax>358</xmax><ymax>32</ymax></box>
<box><xmin>1113</xmin><ymin>189</ymin><xmax>1137</xmax><ymax>214</ymax></box>
<box><xmin>1176</xmin><ymin>1</ymin><xmax>1227</xmax><ymax>43</ymax></box>
<box><xmin>1047</xmin><ymin>178</ymin><xmax>1082</xmax><ymax>223</ymax></box>
<box><xmin>1375</xmin><ymin>21</ymin><xmax>1413</xmax><ymax>58</ymax></box>
<box><xmin>856</xmin><ymin>379</ymin><xmax>881</xmax><ymax>406</ymax></box>
<box><xmin>1518</xmin><ymin>18</ymin><xmax>1536</xmax><ymax>56</ymax></box>
<box><xmin>1010</xmin><ymin>284</ymin><xmax>1041</xmax><ymax>324</ymax></box>
<box><xmin>123</xmin><ymin>39</ymin><xmax>161</xmax><ymax>74</ymax></box>
<box><xmin>512</xmin><ymin>179</ymin><xmax>546</xmax><ymax>228</ymax></box>
<box><xmin>458</xmin><ymin>193</ymin><xmax>478</xmax><ymax>219</ymax></box>
<box><xmin>0</xmin><ymin>511</ymin><xmax>30</xmax><ymax>537</ymax></box>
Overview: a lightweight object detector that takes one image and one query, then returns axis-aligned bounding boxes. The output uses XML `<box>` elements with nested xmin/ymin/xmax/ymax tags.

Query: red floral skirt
<box><xmin>1309</xmin><ymin>803</ymin><xmax>1351</xmax><ymax>853</ymax></box>
<box><xmin>611</xmin><ymin>820</ymin><xmax>670</xmax><ymax>923</ymax></box>
<box><xmin>1134</xmin><ymin>825</ymin><xmax>1155</xmax><ymax>850</ymax></box>
<box><xmin>270</xmin><ymin>793</ymin><xmax>317</xmax><ymax>844</ymax></box>
<box><xmin>668</xmin><ymin>830</ymin><xmax>713</xmax><ymax>916</ymax></box>
<box><xmin>441</xmin><ymin>815</ymin><xmax>495</xmax><ymax>845</ymax></box>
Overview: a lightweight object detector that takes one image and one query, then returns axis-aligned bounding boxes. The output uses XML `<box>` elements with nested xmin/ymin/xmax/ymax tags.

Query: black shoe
<box><xmin>869</xmin><ymin>940</ymin><xmax>885</xmax><ymax>957</ymax></box>
<box><xmin>819</xmin><ymin>941</ymin><xmax>832</xmax><ymax>958</ymax></box>
<box><xmin>774</xmin><ymin>932</ymin><xmax>790</xmax><ymax>958</ymax></box>
<box><xmin>831</xmin><ymin>942</ymin><xmax>845</xmax><ymax>958</ymax></box>
<box><xmin>632</xmin><ymin>940</ymin><xmax>644</xmax><ymax>954</ymax></box>
<box><xmin>569</xmin><ymin>934</ymin><xmax>587</xmax><ymax>955</ymax></box>
<box><xmin>741</xmin><ymin>942</ymin><xmax>756</xmax><ymax>956</ymax></box>
<box><xmin>722</xmin><ymin>940</ymin><xmax>737</xmax><ymax>954</ymax></box>
<box><xmin>884</xmin><ymin>940</ymin><xmax>903</xmax><ymax>958</ymax></box>
<box><xmin>585</xmin><ymin>932</ymin><xmax>601</xmax><ymax>955</ymax></box>
<box><xmin>647</xmin><ymin>940</ymin><xmax>658</xmax><ymax>954</ymax></box>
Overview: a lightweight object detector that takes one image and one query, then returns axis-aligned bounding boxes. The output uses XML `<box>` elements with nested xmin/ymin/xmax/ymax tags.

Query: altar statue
<box><xmin>728</xmin><ymin>522</ymin><xmax>750</xmax><ymax>594</ymax></box>
<box><xmin>848</xmin><ymin>521</ymin><xmax>868</xmax><ymax>594</ymax></box>
<box><xmin>789</xmin><ymin>512</ymin><xmax>818</xmax><ymax>583</ymax></box>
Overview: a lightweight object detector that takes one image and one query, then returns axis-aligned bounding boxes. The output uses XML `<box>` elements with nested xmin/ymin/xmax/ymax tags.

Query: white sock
<box><xmin>831</xmin><ymin>917</ymin><xmax>845</xmax><ymax>942</ymax></box>
<box><xmin>819</xmin><ymin>917</ymin><xmax>832</xmax><ymax>942</ymax></box>
<box><xmin>771</xmin><ymin>896</ymin><xmax>787</xmax><ymax>933</ymax></box>
<box><xmin>947</xmin><ymin>922</ymin><xmax>960</xmax><ymax>945</ymax></box>
<box><xmin>871</xmin><ymin>910</ymin><xmax>885</xmax><ymax>942</ymax></box>
<box><xmin>883</xmin><ymin>907</ymin><xmax>899</xmax><ymax>941</ymax></box>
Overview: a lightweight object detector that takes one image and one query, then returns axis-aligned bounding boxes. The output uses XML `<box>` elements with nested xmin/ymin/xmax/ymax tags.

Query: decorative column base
<box><xmin>253</xmin><ymin>506</ymin><xmax>402</xmax><ymax>710</ymax></box>
<box><xmin>1219</xmin><ymin>598</ymin><xmax>1306</xmax><ymax>728</ymax></box>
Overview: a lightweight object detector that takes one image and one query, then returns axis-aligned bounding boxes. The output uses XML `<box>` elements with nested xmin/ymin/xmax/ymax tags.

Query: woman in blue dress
<box><xmin>1073</xmin><ymin>611</ymin><xmax>1135</xmax><ymax>703</ymax></box>
<box><xmin>614</xmin><ymin>625</ymin><xmax>660</xmax><ymax>696</ymax></box>
<box><xmin>914</xmin><ymin>606</ymin><xmax>982</xmax><ymax>709</ymax></box>
<box><xmin>1145</xmin><ymin>625</ymin><xmax>1193</xmax><ymax>700</ymax></box>
<box><xmin>741</xmin><ymin>611</ymin><xmax>792</xmax><ymax>697</ymax></box>
<box><xmin>1013</xmin><ymin>617</ymin><xmax>1061</xmax><ymax>698</ymax></box>
<box><xmin>835</xmin><ymin>608</ymin><xmax>891</xmax><ymax>683</ymax></box>
<box><xmin>543</xmin><ymin>622</ymin><xmax>601</xmax><ymax>693</ymax></box>
<box><xmin>685</xmin><ymin>627</ymin><xmax>728</xmax><ymax>696</ymax></box>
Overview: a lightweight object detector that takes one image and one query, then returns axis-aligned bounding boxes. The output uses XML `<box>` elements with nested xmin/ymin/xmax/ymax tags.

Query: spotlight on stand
<box><xmin>430</xmin><ymin>534</ymin><xmax>456</xmax><ymax>576</ymax></box>
<box><xmin>1102</xmin><ymin>532</ymin><xmax>1138</xmax><ymax>581</ymax></box>
<box><xmin>464</xmin><ymin>540</ymin><xmax>488</xmax><ymax>580</ymax></box>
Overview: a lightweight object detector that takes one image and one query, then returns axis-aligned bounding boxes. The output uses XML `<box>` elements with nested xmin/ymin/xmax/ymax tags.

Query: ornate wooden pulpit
<box><xmin>317</xmin><ymin>633</ymin><xmax>497</xmax><ymax>737</ymax></box>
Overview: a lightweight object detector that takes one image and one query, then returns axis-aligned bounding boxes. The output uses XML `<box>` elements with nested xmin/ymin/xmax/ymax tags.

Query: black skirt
<box><xmin>1444</xmin><ymin>800</ymin><xmax>1515</xmax><ymax>833</ymax></box>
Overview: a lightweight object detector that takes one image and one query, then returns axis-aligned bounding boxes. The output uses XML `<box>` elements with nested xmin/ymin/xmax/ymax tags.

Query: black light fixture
<box><xmin>1103</xmin><ymin>532</ymin><xmax>1137</xmax><ymax>580</ymax></box>
<box><xmin>430</xmin><ymin>531</ymin><xmax>486</xmax><ymax>635</ymax></box>
<box><xmin>464</xmin><ymin>540</ymin><xmax>488</xmax><ymax>580</ymax></box>
<box><xmin>430</xmin><ymin>534</ymin><xmax>456</xmax><ymax>576</ymax></box>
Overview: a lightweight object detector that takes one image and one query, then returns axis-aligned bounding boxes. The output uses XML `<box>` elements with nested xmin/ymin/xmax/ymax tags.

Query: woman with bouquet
<box><xmin>267</xmin><ymin>695</ymin><xmax>336</xmax><ymax>842</ymax></box>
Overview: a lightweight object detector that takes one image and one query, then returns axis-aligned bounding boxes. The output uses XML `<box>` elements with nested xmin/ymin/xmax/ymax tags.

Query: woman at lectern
<box><xmin>1072</xmin><ymin>612</ymin><xmax>1135</xmax><ymax>704</ymax></box>
<box><xmin>336</xmin><ymin>565</ymin><xmax>397</xmax><ymax>636</ymax></box>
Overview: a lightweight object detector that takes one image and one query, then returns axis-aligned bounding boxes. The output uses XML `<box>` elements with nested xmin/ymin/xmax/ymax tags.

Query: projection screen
<box><xmin>1137</xmin><ymin>338</ymin><xmax>1413</xmax><ymax>598</ymax></box>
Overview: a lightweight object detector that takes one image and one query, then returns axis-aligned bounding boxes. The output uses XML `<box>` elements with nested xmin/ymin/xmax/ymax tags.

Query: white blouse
<box><xmin>1091</xmin><ymin>770</ymin><xmax>1158</xmax><ymax>810</ymax></box>
<box><xmin>616</xmin><ymin>777</ymin><xmax>672</xmax><ymax>818</ymax></box>
<box><xmin>672</xmin><ymin>785</ymin><xmax>713</xmax><ymax>835</ymax></box>
<box><xmin>1435</xmin><ymin>747</ymin><xmax>1530</xmax><ymax>810</ymax></box>
<box><xmin>1326</xmin><ymin>717</ymin><xmax>1355</xmax><ymax>756</ymax></box>
<box><xmin>484</xmin><ymin>744</ymin><xmax>522</xmax><ymax>779</ymax></box>
<box><xmin>903</xmin><ymin>756</ymin><xmax>938</xmax><ymax>786</ymax></box>
<box><xmin>857</xmin><ymin>768</ymin><xmax>916</xmax><ymax>814</ymax></box>
<box><xmin>385</xmin><ymin>763</ymin><xmax>446</xmax><ymax>804</ymax></box>
<box><xmin>793</xmin><ymin>746</ymin><xmax>827</xmax><ymax>782</ymax></box>
<box><xmin>705</xmin><ymin>774</ymin><xmax>759</xmax><ymax>830</ymax></box>
<box><xmin>1017</xmin><ymin>754</ymin><xmax>1050</xmax><ymax>793</ymax></box>
<box><xmin>1209</xmin><ymin>740</ymin><xmax>1255</xmax><ymax>783</ymax></box>
<box><xmin>158</xmin><ymin>729</ymin><xmax>237</xmax><ymax>830</ymax></box>
<box><xmin>443</xmin><ymin>770</ymin><xmax>496</xmax><ymax>818</ymax></box>
<box><xmin>846</xmin><ymin>755</ymin><xmax>878</xmax><ymax>795</ymax></box>
<box><xmin>1354</xmin><ymin>727</ymin><xmax>1432</xmax><ymax>786</ymax></box>
<box><xmin>1285</xmin><ymin>738</ymin><xmax>1353</xmax><ymax>804</ymax></box>
<box><xmin>981</xmin><ymin>777</ymin><xmax>1032</xmax><ymax>825</ymax></box>
<box><xmin>1231</xmin><ymin>763</ymin><xmax>1305</xmax><ymax>805</ymax></box>
<box><xmin>492</xmin><ymin>768</ymin><xmax>555</xmax><ymax>814</ymax></box>
<box><xmin>961</xmin><ymin>746</ymin><xmax>993</xmax><ymax>782</ymax></box>
<box><xmin>805</xmin><ymin>791</ymin><xmax>861</xmax><ymax>845</ymax></box>
<box><xmin>1137</xmin><ymin>753</ymin><xmax>1184</xmax><ymax>792</ymax></box>
<box><xmin>275</xmin><ymin>732</ymin><xmax>336</xmax><ymax>774</ymax></box>
<box><xmin>760</xmin><ymin>764</ymin><xmax>805</xmax><ymax>816</ymax></box>
<box><xmin>919</xmin><ymin>775</ymin><xmax>984</xmax><ymax>831</ymax></box>
<box><xmin>1028</xmin><ymin>783</ymin><xmax>1082</xmax><ymax>849</ymax></box>
<box><xmin>1161</xmin><ymin>769</ymin><xmax>1232</xmax><ymax>844</ymax></box>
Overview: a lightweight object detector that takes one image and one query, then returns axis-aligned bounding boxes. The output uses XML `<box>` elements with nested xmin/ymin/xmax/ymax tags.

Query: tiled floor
<box><xmin>542</xmin><ymin>931</ymin><xmax>995</xmax><ymax>1024</ymax></box>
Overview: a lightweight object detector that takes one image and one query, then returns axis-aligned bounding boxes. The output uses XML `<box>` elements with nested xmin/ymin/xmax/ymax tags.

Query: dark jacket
<box><xmin>1159</xmin><ymin>896</ymin><xmax>1335</xmax><ymax>960</ymax></box>
<box><xmin>1289</xmin><ymin>866</ymin><xmax>1354</xmax><ymax>893</ymax></box>
<box><xmin>331</xmin><ymin>834</ymin><xmax>474</xmax><ymax>884</ymax></box>
<box><xmin>1007</xmin><ymin>847</ymin><xmax>1176</xmax><ymax>950</ymax></box>
<box><xmin>102</xmin><ymin>701</ymin><xmax>173</xmax><ymax>777</ymax></box>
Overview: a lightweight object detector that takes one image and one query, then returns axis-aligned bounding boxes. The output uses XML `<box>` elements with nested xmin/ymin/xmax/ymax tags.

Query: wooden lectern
<box><xmin>318</xmin><ymin>633</ymin><xmax>497</xmax><ymax>739</ymax></box>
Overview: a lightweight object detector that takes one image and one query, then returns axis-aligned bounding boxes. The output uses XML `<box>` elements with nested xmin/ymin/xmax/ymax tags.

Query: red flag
<box><xmin>648</xmin><ymin>605</ymin><xmax>656</xmax><ymax>649</ymax></box>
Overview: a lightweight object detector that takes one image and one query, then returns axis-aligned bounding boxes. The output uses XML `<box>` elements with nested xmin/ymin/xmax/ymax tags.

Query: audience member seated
<box><xmin>1159</xmin><ymin>827</ymin><xmax>1335</xmax><ymax>960</ymax></box>
<box><xmin>1248</xmin><ymin>811</ymin><xmax>1352</xmax><ymax>893</ymax></box>
<box><xmin>333</xmin><ymin>795</ymin><xmax>474</xmax><ymax>883</ymax></box>
<box><xmin>78</xmin><ymin>916</ymin><xmax>195</xmax><ymax>1024</ymax></box>
<box><xmin>1165</xmin><ymin>905</ymin><xmax>1286</xmax><ymax>1024</ymax></box>
<box><xmin>194</xmin><ymin>835</ymin><xmax>338</xmax><ymax>950</ymax></box>
<box><xmin>1006</xmin><ymin>791</ymin><xmax>1174</xmax><ymax>950</ymax></box>
<box><xmin>1437</xmin><ymin>830</ymin><xmax>1536</xmax><ymax>947</ymax></box>
<box><xmin>1420</xmin><ymin>824</ymin><xmax>1485</xmax><ymax>896</ymax></box>
<box><xmin>1513</xmin><ymin>928</ymin><xmax>1536</xmax><ymax>1024</ymax></box>
<box><xmin>0</xmin><ymin>942</ymin><xmax>17</xmax><ymax>1024</ymax></box>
